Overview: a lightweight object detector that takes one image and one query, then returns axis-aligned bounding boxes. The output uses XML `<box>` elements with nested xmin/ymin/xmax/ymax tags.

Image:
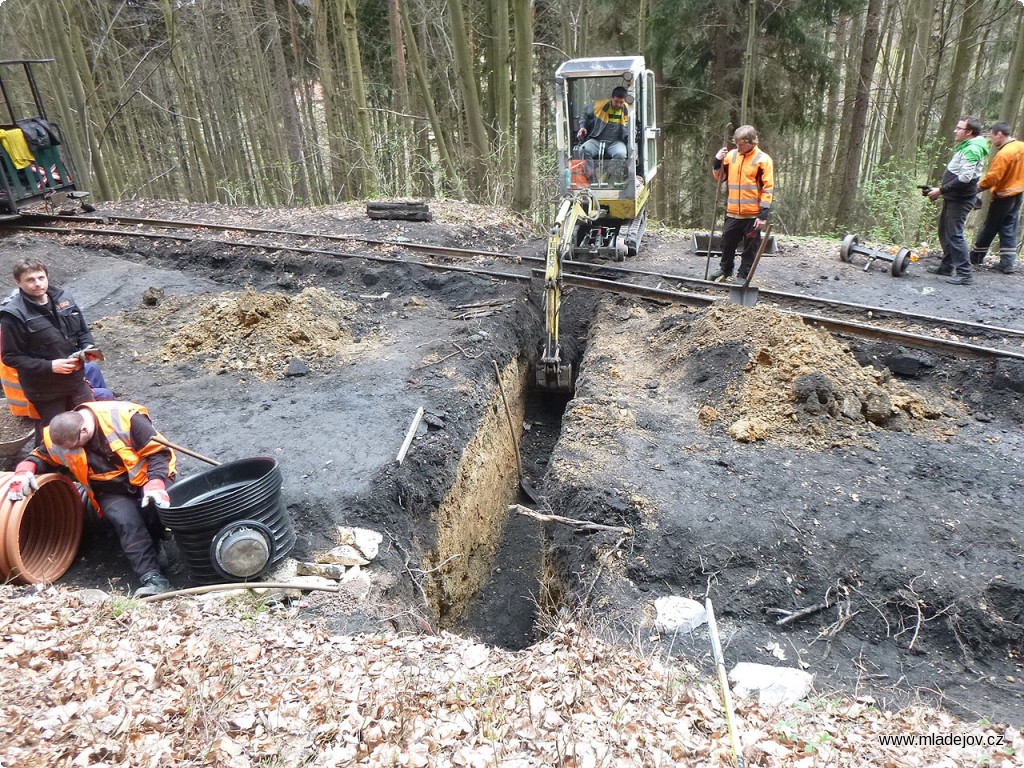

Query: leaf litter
<box><xmin>1</xmin><ymin>586</ymin><xmax>1018</xmax><ymax>767</ymax></box>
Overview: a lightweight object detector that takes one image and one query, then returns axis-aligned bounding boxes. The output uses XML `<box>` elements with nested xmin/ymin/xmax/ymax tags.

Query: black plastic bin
<box><xmin>160</xmin><ymin>457</ymin><xmax>296</xmax><ymax>584</ymax></box>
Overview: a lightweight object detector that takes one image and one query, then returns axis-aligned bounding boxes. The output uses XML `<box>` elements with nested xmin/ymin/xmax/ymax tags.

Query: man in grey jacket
<box><xmin>925</xmin><ymin>116</ymin><xmax>990</xmax><ymax>285</ymax></box>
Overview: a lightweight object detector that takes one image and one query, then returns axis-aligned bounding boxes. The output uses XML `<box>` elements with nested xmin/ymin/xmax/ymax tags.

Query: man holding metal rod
<box><xmin>709</xmin><ymin>125</ymin><xmax>774</xmax><ymax>284</ymax></box>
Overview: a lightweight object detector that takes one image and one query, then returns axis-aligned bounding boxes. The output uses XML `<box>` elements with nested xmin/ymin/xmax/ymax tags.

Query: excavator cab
<box><xmin>537</xmin><ymin>57</ymin><xmax>658</xmax><ymax>392</ymax></box>
<box><xmin>555</xmin><ymin>56</ymin><xmax>658</xmax><ymax>260</ymax></box>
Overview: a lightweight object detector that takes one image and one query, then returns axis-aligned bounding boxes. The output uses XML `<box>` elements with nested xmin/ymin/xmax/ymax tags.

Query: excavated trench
<box><xmin>423</xmin><ymin>296</ymin><xmax>593</xmax><ymax>650</ymax></box>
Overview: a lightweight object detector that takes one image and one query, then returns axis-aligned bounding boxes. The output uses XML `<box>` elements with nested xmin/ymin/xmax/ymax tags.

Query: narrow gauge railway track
<box><xmin>12</xmin><ymin>214</ymin><xmax>1024</xmax><ymax>362</ymax></box>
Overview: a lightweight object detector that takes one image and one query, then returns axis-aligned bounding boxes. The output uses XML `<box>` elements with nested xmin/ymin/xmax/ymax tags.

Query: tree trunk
<box><xmin>258</xmin><ymin>0</ymin><xmax>309</xmax><ymax>203</ymax></box>
<box><xmin>931</xmin><ymin>0</ymin><xmax>981</xmax><ymax>180</ymax></box>
<box><xmin>491</xmin><ymin>0</ymin><xmax>512</xmax><ymax>187</ymax></box>
<box><xmin>740</xmin><ymin>0</ymin><xmax>757</xmax><ymax>125</ymax></box>
<box><xmin>815</xmin><ymin>15</ymin><xmax>848</xmax><ymax>221</ymax></box>
<box><xmin>891</xmin><ymin>0</ymin><xmax>933</xmax><ymax>164</ymax></box>
<box><xmin>340</xmin><ymin>0</ymin><xmax>376</xmax><ymax>198</ymax></box>
<box><xmin>1001</xmin><ymin>15</ymin><xmax>1024</xmax><ymax>128</ymax></box>
<box><xmin>401</xmin><ymin>8</ymin><xmax>462</xmax><ymax>195</ymax></box>
<box><xmin>311</xmin><ymin>0</ymin><xmax>346</xmax><ymax>199</ymax></box>
<box><xmin>389</xmin><ymin>0</ymin><xmax>412</xmax><ymax>195</ymax></box>
<box><xmin>512</xmin><ymin>0</ymin><xmax>533</xmax><ymax>212</ymax></box>
<box><xmin>834</xmin><ymin>0</ymin><xmax>883</xmax><ymax>228</ymax></box>
<box><xmin>448</xmin><ymin>0</ymin><xmax>490</xmax><ymax>197</ymax></box>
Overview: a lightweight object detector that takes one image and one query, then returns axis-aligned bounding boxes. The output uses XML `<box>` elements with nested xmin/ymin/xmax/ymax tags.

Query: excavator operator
<box><xmin>576</xmin><ymin>86</ymin><xmax>630</xmax><ymax>181</ymax></box>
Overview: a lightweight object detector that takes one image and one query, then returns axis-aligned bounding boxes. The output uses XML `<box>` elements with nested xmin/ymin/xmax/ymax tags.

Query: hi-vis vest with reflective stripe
<box><xmin>0</xmin><ymin>330</ymin><xmax>39</xmax><ymax>418</ymax></box>
<box><xmin>41</xmin><ymin>401</ymin><xmax>176</xmax><ymax>515</ymax></box>
<box><xmin>980</xmin><ymin>139</ymin><xmax>1024</xmax><ymax>198</ymax></box>
<box><xmin>714</xmin><ymin>147</ymin><xmax>774</xmax><ymax>218</ymax></box>
<box><xmin>588</xmin><ymin>99</ymin><xmax>629</xmax><ymax>141</ymax></box>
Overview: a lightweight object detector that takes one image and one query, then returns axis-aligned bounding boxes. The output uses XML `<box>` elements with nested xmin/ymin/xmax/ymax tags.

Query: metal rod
<box><xmin>492</xmin><ymin>360</ymin><xmax>523</xmax><ymax>477</ymax></box>
<box><xmin>139</xmin><ymin>581</ymin><xmax>342</xmax><ymax>603</ymax></box>
<box><xmin>706</xmin><ymin>598</ymin><xmax>745</xmax><ymax>768</ymax></box>
<box><xmin>396</xmin><ymin>407</ymin><xmax>425</xmax><ymax>465</ymax></box>
<box><xmin>152</xmin><ymin>436</ymin><xmax>221</xmax><ymax>466</ymax></box>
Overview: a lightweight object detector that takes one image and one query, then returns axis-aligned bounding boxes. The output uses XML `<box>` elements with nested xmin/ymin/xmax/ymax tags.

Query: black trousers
<box><xmin>96</xmin><ymin>491</ymin><xmax>163</xmax><ymax>577</ymax></box>
<box><xmin>30</xmin><ymin>378</ymin><xmax>94</xmax><ymax>444</ymax></box>
<box><xmin>970</xmin><ymin>193</ymin><xmax>1022</xmax><ymax>270</ymax></box>
<box><xmin>719</xmin><ymin>217</ymin><xmax>761</xmax><ymax>278</ymax></box>
<box><xmin>937</xmin><ymin>197</ymin><xmax>974</xmax><ymax>278</ymax></box>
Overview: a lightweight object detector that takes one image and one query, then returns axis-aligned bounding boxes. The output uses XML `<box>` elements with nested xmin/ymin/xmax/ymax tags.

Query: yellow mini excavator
<box><xmin>537</xmin><ymin>56</ymin><xmax>659</xmax><ymax>392</ymax></box>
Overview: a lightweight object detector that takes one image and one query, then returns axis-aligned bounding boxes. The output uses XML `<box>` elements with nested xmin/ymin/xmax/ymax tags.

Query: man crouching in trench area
<box><xmin>7</xmin><ymin>400</ymin><xmax>177</xmax><ymax>597</ymax></box>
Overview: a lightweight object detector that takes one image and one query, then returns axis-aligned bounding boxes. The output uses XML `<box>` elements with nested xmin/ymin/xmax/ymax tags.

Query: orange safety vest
<box><xmin>713</xmin><ymin>147</ymin><xmax>775</xmax><ymax>218</ymax></box>
<box><xmin>979</xmin><ymin>139</ymin><xmax>1024</xmax><ymax>198</ymax></box>
<box><xmin>0</xmin><ymin>330</ymin><xmax>40</xmax><ymax>418</ymax></box>
<box><xmin>38</xmin><ymin>401</ymin><xmax>176</xmax><ymax>515</ymax></box>
<box><xmin>569</xmin><ymin>159</ymin><xmax>590</xmax><ymax>189</ymax></box>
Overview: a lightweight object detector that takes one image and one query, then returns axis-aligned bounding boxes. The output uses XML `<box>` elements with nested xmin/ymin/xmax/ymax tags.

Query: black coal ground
<box><xmin>0</xmin><ymin>203</ymin><xmax>1021</xmax><ymax>725</ymax></box>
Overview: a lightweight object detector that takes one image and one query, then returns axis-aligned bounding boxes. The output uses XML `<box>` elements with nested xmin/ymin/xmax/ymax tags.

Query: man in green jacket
<box><xmin>925</xmin><ymin>116</ymin><xmax>990</xmax><ymax>285</ymax></box>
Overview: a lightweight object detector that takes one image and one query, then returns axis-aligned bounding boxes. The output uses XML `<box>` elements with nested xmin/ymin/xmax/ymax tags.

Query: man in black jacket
<box><xmin>925</xmin><ymin>116</ymin><xmax>990</xmax><ymax>285</ymax></box>
<box><xmin>0</xmin><ymin>258</ymin><xmax>97</xmax><ymax>439</ymax></box>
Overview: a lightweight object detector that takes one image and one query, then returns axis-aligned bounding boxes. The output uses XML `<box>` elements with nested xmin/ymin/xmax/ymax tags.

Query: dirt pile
<box><xmin>97</xmin><ymin>288</ymin><xmax>379</xmax><ymax>380</ymax></box>
<box><xmin>0</xmin><ymin>407</ymin><xmax>32</xmax><ymax>444</ymax></box>
<box><xmin>658</xmin><ymin>302</ymin><xmax>951</xmax><ymax>448</ymax></box>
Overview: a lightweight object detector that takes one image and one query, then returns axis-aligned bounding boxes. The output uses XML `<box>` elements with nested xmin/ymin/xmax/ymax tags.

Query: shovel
<box><xmin>153</xmin><ymin>436</ymin><xmax>222</xmax><ymax>466</ymax></box>
<box><xmin>728</xmin><ymin>222</ymin><xmax>773</xmax><ymax>307</ymax></box>
<box><xmin>703</xmin><ymin>125</ymin><xmax>733</xmax><ymax>280</ymax></box>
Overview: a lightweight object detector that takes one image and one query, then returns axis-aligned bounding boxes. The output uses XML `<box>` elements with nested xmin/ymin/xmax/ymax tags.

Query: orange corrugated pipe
<box><xmin>0</xmin><ymin>472</ymin><xmax>83</xmax><ymax>584</ymax></box>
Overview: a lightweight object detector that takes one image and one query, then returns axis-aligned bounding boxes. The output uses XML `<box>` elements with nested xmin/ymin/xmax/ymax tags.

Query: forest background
<box><xmin>1</xmin><ymin>0</ymin><xmax>1022</xmax><ymax>246</ymax></box>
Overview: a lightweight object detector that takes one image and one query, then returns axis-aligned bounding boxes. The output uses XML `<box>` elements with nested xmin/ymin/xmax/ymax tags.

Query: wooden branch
<box><xmin>774</xmin><ymin>600</ymin><xmax>834</xmax><ymax>626</ymax></box>
<box><xmin>396</xmin><ymin>406</ymin><xmax>425</xmax><ymax>465</ymax></box>
<box><xmin>510</xmin><ymin>504</ymin><xmax>632</xmax><ymax>535</ymax></box>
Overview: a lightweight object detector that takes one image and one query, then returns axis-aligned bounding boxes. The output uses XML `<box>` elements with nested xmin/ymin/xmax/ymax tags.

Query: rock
<box><xmin>296</xmin><ymin>561</ymin><xmax>348</xmax><ymax>580</ymax></box>
<box><xmin>317</xmin><ymin>527</ymin><xmax>384</xmax><ymax>566</ymax></box>
<box><xmin>727</xmin><ymin>417</ymin><xmax>770</xmax><ymax>442</ymax></box>
<box><xmin>729</xmin><ymin>662</ymin><xmax>814</xmax><ymax>707</ymax></box>
<box><xmin>993</xmin><ymin>360</ymin><xmax>1024</xmax><ymax>393</ymax></box>
<box><xmin>340</xmin><ymin>564</ymin><xmax>372</xmax><ymax>602</ymax></box>
<box><xmin>256</xmin><ymin>575</ymin><xmax>338</xmax><ymax>602</ymax></box>
<box><xmin>884</xmin><ymin>352</ymin><xmax>935</xmax><ymax>378</ymax></box>
<box><xmin>142</xmin><ymin>286</ymin><xmax>164</xmax><ymax>306</ymax></box>
<box><xmin>362</xmin><ymin>269</ymin><xmax>381</xmax><ymax>286</ymax></box>
<box><xmin>654</xmin><ymin>596</ymin><xmax>707</xmax><ymax>633</ymax></box>
<box><xmin>794</xmin><ymin>372</ymin><xmax>836</xmax><ymax>415</ymax></box>
<box><xmin>285</xmin><ymin>358</ymin><xmax>309</xmax><ymax>377</ymax></box>
<box><xmin>839</xmin><ymin>394</ymin><xmax>863</xmax><ymax>421</ymax></box>
<box><xmin>276</xmin><ymin>274</ymin><xmax>295</xmax><ymax>288</ymax></box>
<box><xmin>423</xmin><ymin>412</ymin><xmax>446</xmax><ymax>430</ymax></box>
<box><xmin>864</xmin><ymin>390</ymin><xmax>892</xmax><ymax>424</ymax></box>
<box><xmin>75</xmin><ymin>589</ymin><xmax>112</xmax><ymax>606</ymax></box>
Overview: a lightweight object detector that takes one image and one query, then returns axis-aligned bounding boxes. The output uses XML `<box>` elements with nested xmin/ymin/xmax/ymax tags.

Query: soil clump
<box><xmin>658</xmin><ymin>302</ymin><xmax>951</xmax><ymax>448</ymax></box>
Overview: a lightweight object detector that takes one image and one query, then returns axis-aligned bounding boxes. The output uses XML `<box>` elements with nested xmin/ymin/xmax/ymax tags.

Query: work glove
<box><xmin>141</xmin><ymin>479</ymin><xmax>170</xmax><ymax>509</ymax></box>
<box><xmin>8</xmin><ymin>462</ymin><xmax>39</xmax><ymax>502</ymax></box>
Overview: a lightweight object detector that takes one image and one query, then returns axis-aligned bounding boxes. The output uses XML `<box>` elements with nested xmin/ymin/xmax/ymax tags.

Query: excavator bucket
<box><xmin>536</xmin><ymin>360</ymin><xmax>573</xmax><ymax>393</ymax></box>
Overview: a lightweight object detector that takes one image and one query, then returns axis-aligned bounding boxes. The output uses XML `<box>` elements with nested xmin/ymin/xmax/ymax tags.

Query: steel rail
<box><xmin>14</xmin><ymin>224</ymin><xmax>534</xmax><ymax>284</ymax></box>
<box><xmin>23</xmin><ymin>213</ymin><xmax>521</xmax><ymax>262</ymax></box>
<box><xmin>550</xmin><ymin>272</ymin><xmax>1024</xmax><ymax>362</ymax></box>
<box><xmin>559</xmin><ymin>259</ymin><xmax>1024</xmax><ymax>341</ymax></box>
<box><xmin>14</xmin><ymin>218</ymin><xmax>1024</xmax><ymax>361</ymax></box>
<box><xmin>20</xmin><ymin>214</ymin><xmax>1024</xmax><ymax>344</ymax></box>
